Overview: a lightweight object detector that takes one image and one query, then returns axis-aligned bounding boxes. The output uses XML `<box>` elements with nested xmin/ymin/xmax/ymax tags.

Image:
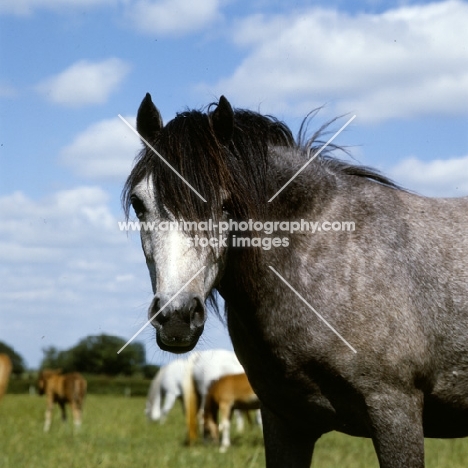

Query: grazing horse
<box><xmin>123</xmin><ymin>93</ymin><xmax>468</xmax><ymax>468</ymax></box>
<box><xmin>37</xmin><ymin>370</ymin><xmax>87</xmax><ymax>432</ymax></box>
<box><xmin>0</xmin><ymin>354</ymin><xmax>12</xmax><ymax>402</ymax></box>
<box><xmin>145</xmin><ymin>359</ymin><xmax>189</xmax><ymax>423</ymax></box>
<box><xmin>204</xmin><ymin>372</ymin><xmax>261</xmax><ymax>452</ymax></box>
<box><xmin>145</xmin><ymin>350</ymin><xmax>245</xmax><ymax>442</ymax></box>
<box><xmin>184</xmin><ymin>349</ymin><xmax>245</xmax><ymax>443</ymax></box>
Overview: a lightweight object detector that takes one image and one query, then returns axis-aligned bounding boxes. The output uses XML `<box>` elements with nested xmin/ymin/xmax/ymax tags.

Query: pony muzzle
<box><xmin>148</xmin><ymin>292</ymin><xmax>205</xmax><ymax>353</ymax></box>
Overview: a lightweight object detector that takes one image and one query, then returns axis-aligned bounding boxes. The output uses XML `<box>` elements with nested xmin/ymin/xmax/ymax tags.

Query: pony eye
<box><xmin>221</xmin><ymin>200</ymin><xmax>232</xmax><ymax>214</ymax></box>
<box><xmin>130</xmin><ymin>195</ymin><xmax>145</xmax><ymax>219</ymax></box>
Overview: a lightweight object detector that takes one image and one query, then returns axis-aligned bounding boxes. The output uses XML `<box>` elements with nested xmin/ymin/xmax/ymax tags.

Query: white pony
<box><xmin>145</xmin><ymin>358</ymin><xmax>190</xmax><ymax>423</ymax></box>
<box><xmin>191</xmin><ymin>349</ymin><xmax>245</xmax><ymax>416</ymax></box>
<box><xmin>146</xmin><ymin>349</ymin><xmax>246</xmax><ymax>443</ymax></box>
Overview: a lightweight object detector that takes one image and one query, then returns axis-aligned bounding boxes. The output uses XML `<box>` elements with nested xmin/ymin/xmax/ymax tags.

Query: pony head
<box><xmin>123</xmin><ymin>94</ymin><xmax>294</xmax><ymax>353</ymax></box>
<box><xmin>123</xmin><ymin>94</ymin><xmax>239</xmax><ymax>353</ymax></box>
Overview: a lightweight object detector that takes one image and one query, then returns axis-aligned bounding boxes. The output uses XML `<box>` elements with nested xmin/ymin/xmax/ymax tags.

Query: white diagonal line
<box><xmin>117</xmin><ymin>266</ymin><xmax>206</xmax><ymax>354</ymax></box>
<box><xmin>268</xmin><ymin>266</ymin><xmax>357</xmax><ymax>353</ymax></box>
<box><xmin>268</xmin><ymin>114</ymin><xmax>356</xmax><ymax>202</ymax></box>
<box><xmin>118</xmin><ymin>114</ymin><xmax>207</xmax><ymax>202</ymax></box>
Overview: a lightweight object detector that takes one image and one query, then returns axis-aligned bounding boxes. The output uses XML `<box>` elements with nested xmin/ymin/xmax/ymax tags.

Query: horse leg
<box><xmin>366</xmin><ymin>390</ymin><xmax>425</xmax><ymax>468</ymax></box>
<box><xmin>219</xmin><ymin>402</ymin><xmax>232</xmax><ymax>453</ymax></box>
<box><xmin>43</xmin><ymin>396</ymin><xmax>53</xmax><ymax>432</ymax></box>
<box><xmin>261</xmin><ymin>405</ymin><xmax>317</xmax><ymax>468</ymax></box>
<box><xmin>233</xmin><ymin>409</ymin><xmax>244</xmax><ymax>432</ymax></box>
<box><xmin>255</xmin><ymin>409</ymin><xmax>263</xmax><ymax>427</ymax></box>
<box><xmin>71</xmin><ymin>400</ymin><xmax>82</xmax><ymax>429</ymax></box>
<box><xmin>161</xmin><ymin>391</ymin><xmax>177</xmax><ymax>424</ymax></box>
<box><xmin>59</xmin><ymin>401</ymin><xmax>67</xmax><ymax>423</ymax></box>
<box><xmin>197</xmin><ymin>394</ymin><xmax>206</xmax><ymax>435</ymax></box>
<box><xmin>148</xmin><ymin>387</ymin><xmax>163</xmax><ymax>422</ymax></box>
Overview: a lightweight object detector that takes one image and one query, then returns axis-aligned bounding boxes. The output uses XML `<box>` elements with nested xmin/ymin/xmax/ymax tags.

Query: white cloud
<box><xmin>126</xmin><ymin>0</ymin><xmax>223</xmax><ymax>36</ymax></box>
<box><xmin>0</xmin><ymin>187</ymin><xmax>118</xmax><ymax>253</ymax></box>
<box><xmin>0</xmin><ymin>187</ymin><xmax>151</xmax><ymax>366</ymax></box>
<box><xmin>36</xmin><ymin>58</ymin><xmax>131</xmax><ymax>107</ymax></box>
<box><xmin>60</xmin><ymin>116</ymin><xmax>141</xmax><ymax>181</ymax></box>
<box><xmin>389</xmin><ymin>154</ymin><xmax>468</xmax><ymax>197</ymax></box>
<box><xmin>206</xmin><ymin>0</ymin><xmax>468</xmax><ymax>122</ymax></box>
<box><xmin>0</xmin><ymin>0</ymin><xmax>115</xmax><ymax>16</ymax></box>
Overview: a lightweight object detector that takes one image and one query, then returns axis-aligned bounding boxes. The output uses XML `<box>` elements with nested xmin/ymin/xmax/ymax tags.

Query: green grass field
<box><xmin>1</xmin><ymin>394</ymin><xmax>467</xmax><ymax>467</ymax></box>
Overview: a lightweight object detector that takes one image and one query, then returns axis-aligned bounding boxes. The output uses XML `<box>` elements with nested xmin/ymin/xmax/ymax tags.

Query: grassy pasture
<box><xmin>1</xmin><ymin>394</ymin><xmax>467</xmax><ymax>467</ymax></box>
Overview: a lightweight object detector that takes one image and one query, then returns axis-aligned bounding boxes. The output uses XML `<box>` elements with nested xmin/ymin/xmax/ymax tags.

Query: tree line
<box><xmin>0</xmin><ymin>334</ymin><xmax>158</xmax><ymax>378</ymax></box>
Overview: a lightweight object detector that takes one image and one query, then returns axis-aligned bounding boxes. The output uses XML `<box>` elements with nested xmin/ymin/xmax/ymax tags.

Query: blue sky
<box><xmin>1</xmin><ymin>0</ymin><xmax>467</xmax><ymax>369</ymax></box>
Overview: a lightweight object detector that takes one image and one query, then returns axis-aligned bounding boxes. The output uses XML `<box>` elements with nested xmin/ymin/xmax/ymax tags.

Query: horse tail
<box><xmin>182</xmin><ymin>354</ymin><xmax>199</xmax><ymax>445</ymax></box>
<box><xmin>0</xmin><ymin>354</ymin><xmax>12</xmax><ymax>401</ymax></box>
<box><xmin>146</xmin><ymin>367</ymin><xmax>164</xmax><ymax>421</ymax></box>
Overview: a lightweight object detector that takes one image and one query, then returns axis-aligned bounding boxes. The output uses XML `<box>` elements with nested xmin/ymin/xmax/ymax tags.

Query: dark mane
<box><xmin>123</xmin><ymin>106</ymin><xmax>296</xmax><ymax>223</ymax></box>
<box><xmin>122</xmin><ymin>104</ymin><xmax>399</xmax><ymax>223</ymax></box>
<box><xmin>297</xmin><ymin>108</ymin><xmax>398</xmax><ymax>189</ymax></box>
<box><xmin>322</xmin><ymin>157</ymin><xmax>399</xmax><ymax>188</ymax></box>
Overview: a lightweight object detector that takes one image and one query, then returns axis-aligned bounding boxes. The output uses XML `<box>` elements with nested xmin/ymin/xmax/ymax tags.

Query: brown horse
<box><xmin>37</xmin><ymin>369</ymin><xmax>87</xmax><ymax>432</ymax></box>
<box><xmin>204</xmin><ymin>373</ymin><xmax>261</xmax><ymax>452</ymax></box>
<box><xmin>0</xmin><ymin>354</ymin><xmax>12</xmax><ymax>402</ymax></box>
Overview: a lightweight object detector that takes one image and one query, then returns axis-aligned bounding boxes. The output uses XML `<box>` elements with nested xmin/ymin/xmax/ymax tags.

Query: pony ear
<box><xmin>212</xmin><ymin>95</ymin><xmax>234</xmax><ymax>145</ymax></box>
<box><xmin>136</xmin><ymin>93</ymin><xmax>163</xmax><ymax>142</ymax></box>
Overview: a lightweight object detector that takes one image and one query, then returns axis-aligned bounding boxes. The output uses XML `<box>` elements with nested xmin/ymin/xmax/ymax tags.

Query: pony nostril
<box><xmin>154</xmin><ymin>310</ymin><xmax>170</xmax><ymax>326</ymax></box>
<box><xmin>149</xmin><ymin>296</ymin><xmax>169</xmax><ymax>326</ymax></box>
<box><xmin>149</xmin><ymin>293</ymin><xmax>205</xmax><ymax>329</ymax></box>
